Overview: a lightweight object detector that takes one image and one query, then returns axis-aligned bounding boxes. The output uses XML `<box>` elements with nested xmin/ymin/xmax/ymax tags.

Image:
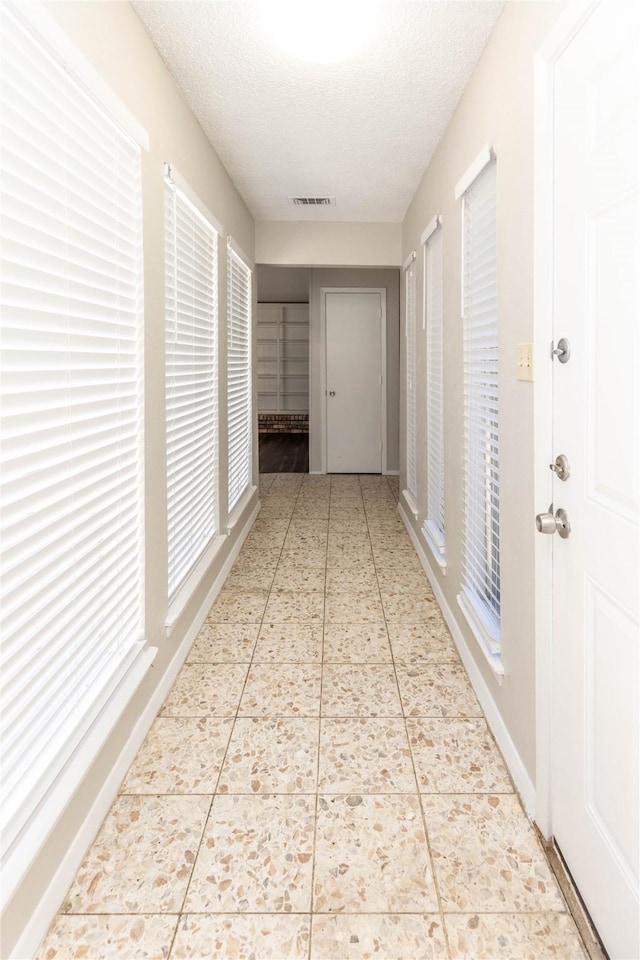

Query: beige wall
<box><xmin>256</xmin><ymin>221</ymin><xmax>402</xmax><ymax>267</ymax></box>
<box><xmin>309</xmin><ymin>269</ymin><xmax>400</xmax><ymax>474</ymax></box>
<box><xmin>2</xmin><ymin>3</ymin><xmax>256</xmax><ymax>956</ymax></box>
<box><xmin>401</xmin><ymin>1</ymin><xmax>565</xmax><ymax>789</ymax></box>
<box><xmin>257</xmin><ymin>265</ymin><xmax>310</xmax><ymax>302</ymax></box>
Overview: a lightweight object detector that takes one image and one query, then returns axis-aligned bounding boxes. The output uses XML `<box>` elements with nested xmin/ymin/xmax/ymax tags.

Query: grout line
<box><xmin>363</xmin><ymin>476</ymin><xmax>454</xmax><ymax>960</ymax></box>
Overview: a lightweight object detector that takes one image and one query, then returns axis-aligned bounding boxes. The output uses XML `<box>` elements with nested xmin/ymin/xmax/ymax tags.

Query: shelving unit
<box><xmin>257</xmin><ymin>303</ymin><xmax>309</xmax><ymax>414</ymax></box>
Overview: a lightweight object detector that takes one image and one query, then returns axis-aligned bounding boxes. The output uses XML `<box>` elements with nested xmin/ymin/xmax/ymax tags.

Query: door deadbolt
<box><xmin>536</xmin><ymin>504</ymin><xmax>571</xmax><ymax>539</ymax></box>
<box><xmin>550</xmin><ymin>454</ymin><xmax>570</xmax><ymax>481</ymax></box>
<box><xmin>329</xmin><ymin>390</ymin><xmax>336</xmax><ymax>397</ymax></box>
<box><xmin>551</xmin><ymin>338</ymin><xmax>571</xmax><ymax>363</ymax></box>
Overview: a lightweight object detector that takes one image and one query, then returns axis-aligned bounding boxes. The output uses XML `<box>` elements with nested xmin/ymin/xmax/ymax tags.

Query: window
<box><xmin>164</xmin><ymin>167</ymin><xmax>220</xmax><ymax>599</ymax></box>
<box><xmin>227</xmin><ymin>241</ymin><xmax>253</xmax><ymax>514</ymax></box>
<box><xmin>456</xmin><ymin>151</ymin><xmax>501</xmax><ymax>666</ymax></box>
<box><xmin>0</xmin><ymin>2</ymin><xmax>146</xmax><ymax>860</ymax></box>
<box><xmin>404</xmin><ymin>252</ymin><xmax>418</xmax><ymax>508</ymax></box>
<box><xmin>422</xmin><ymin>217</ymin><xmax>446</xmax><ymax>564</ymax></box>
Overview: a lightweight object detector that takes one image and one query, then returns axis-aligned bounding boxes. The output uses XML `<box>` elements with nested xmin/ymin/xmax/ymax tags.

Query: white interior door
<box><xmin>549</xmin><ymin>3</ymin><xmax>639</xmax><ymax>957</ymax></box>
<box><xmin>325</xmin><ymin>291</ymin><xmax>383</xmax><ymax>473</ymax></box>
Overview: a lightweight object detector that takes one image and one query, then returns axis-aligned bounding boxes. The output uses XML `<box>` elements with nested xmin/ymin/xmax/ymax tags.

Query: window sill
<box><xmin>402</xmin><ymin>488</ymin><xmax>419</xmax><ymax>518</ymax></box>
<box><xmin>457</xmin><ymin>588</ymin><xmax>504</xmax><ymax>683</ymax></box>
<box><xmin>422</xmin><ymin>520</ymin><xmax>447</xmax><ymax>574</ymax></box>
<box><xmin>227</xmin><ymin>484</ymin><xmax>258</xmax><ymax>530</ymax></box>
<box><xmin>165</xmin><ymin>533</ymin><xmax>227</xmax><ymax>634</ymax></box>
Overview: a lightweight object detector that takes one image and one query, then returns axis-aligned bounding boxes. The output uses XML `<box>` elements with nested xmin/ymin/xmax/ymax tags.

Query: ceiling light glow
<box><xmin>263</xmin><ymin>0</ymin><xmax>373</xmax><ymax>64</ymax></box>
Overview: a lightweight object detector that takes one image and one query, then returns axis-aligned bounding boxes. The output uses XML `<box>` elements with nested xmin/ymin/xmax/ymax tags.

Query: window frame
<box><xmin>164</xmin><ymin>163</ymin><xmax>222</xmax><ymax>610</ymax></box>
<box><xmin>455</xmin><ymin>147</ymin><xmax>503</xmax><ymax>676</ymax></box>
<box><xmin>421</xmin><ymin>215</ymin><xmax>446</xmax><ymax>568</ymax></box>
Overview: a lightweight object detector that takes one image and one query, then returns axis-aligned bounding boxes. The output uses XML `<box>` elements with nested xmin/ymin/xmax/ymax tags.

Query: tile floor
<box><xmin>39</xmin><ymin>474</ymin><xmax>589</xmax><ymax>959</ymax></box>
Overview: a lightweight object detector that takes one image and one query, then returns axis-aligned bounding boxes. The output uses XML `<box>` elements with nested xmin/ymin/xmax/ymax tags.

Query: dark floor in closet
<box><xmin>259</xmin><ymin>433</ymin><xmax>309</xmax><ymax>473</ymax></box>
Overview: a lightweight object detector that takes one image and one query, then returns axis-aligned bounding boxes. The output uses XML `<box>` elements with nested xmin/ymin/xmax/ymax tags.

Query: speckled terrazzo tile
<box><xmin>246</xmin><ymin>518</ymin><xmax>290</xmax><ymax>543</ymax></box>
<box><xmin>310</xmin><ymin>914</ymin><xmax>448</xmax><ymax>960</ymax></box>
<box><xmin>423</xmin><ymin>794</ymin><xmax>565</xmax><ymax>912</ymax></box>
<box><xmin>444</xmin><ymin>913</ymin><xmax>587</xmax><ymax>959</ymax></box>
<box><xmin>121</xmin><ymin>717</ymin><xmax>233</xmax><ymax>794</ymax></box>
<box><xmin>259</xmin><ymin>497</ymin><xmax>297</xmax><ymax>519</ymax></box>
<box><xmin>292</xmin><ymin>503</ymin><xmax>330</xmax><ymax>520</ymax></box>
<box><xmin>184</xmin><ymin>794</ymin><xmax>315</xmax><ymax>913</ymax></box>
<box><xmin>239</xmin><ymin>662</ymin><xmax>321</xmax><ymax>716</ymax></box>
<box><xmin>271</xmin><ymin>475</ymin><xmax>304</xmax><ymax>491</ymax></box>
<box><xmin>376</xmin><ymin>568</ymin><xmax>434</xmax><ymax>593</ymax></box>
<box><xmin>223</xmin><ymin>564</ymin><xmax>276</xmax><ymax>590</ymax></box>
<box><xmin>207</xmin><ymin>588</ymin><xmax>269</xmax><ymax>623</ymax></box>
<box><xmin>318</xmin><ymin>718</ymin><xmax>416</xmax><ymax>793</ymax></box>
<box><xmin>62</xmin><ymin>795</ymin><xmax>210</xmax><ymax>914</ymax></box>
<box><xmin>395</xmin><ymin>662</ymin><xmax>482</xmax><ymax>718</ymax></box>
<box><xmin>283</xmin><ymin>530</ymin><xmax>328</xmax><ymax>551</ymax></box>
<box><xmin>407</xmin><ymin>718</ymin><xmax>513</xmax><ymax>793</ymax></box>
<box><xmin>234</xmin><ymin>545</ymin><xmax>282</xmax><ymax>569</ymax></box>
<box><xmin>218</xmin><ymin>718</ymin><xmax>319</xmax><ymax>794</ymax></box>
<box><xmin>161</xmin><ymin>663</ymin><xmax>248</xmax><ymax>717</ymax></box>
<box><xmin>254</xmin><ymin>622</ymin><xmax>323</xmax><ymax>662</ymax></box>
<box><xmin>271</xmin><ymin>566</ymin><xmax>326</xmax><ymax>593</ymax></box>
<box><xmin>170</xmin><ymin>914</ymin><xmax>311</xmax><ymax>959</ymax></box>
<box><xmin>326</xmin><ymin>567</ymin><xmax>379</xmax><ymax>593</ymax></box>
<box><xmin>279</xmin><ymin>545</ymin><xmax>328</xmax><ymax>568</ymax></box>
<box><xmin>37</xmin><ymin>914</ymin><xmax>178</xmax><ymax>960</ymax></box>
<box><xmin>314</xmin><ymin>794</ymin><xmax>438</xmax><ymax>913</ymax></box>
<box><xmin>325</xmin><ymin>593</ymin><xmax>385</xmax><ymax>625</ymax></box>
<box><xmin>188</xmin><ymin>623</ymin><xmax>260</xmax><ymax>663</ymax></box>
<box><xmin>287</xmin><ymin>518</ymin><xmax>329</xmax><ymax>537</ymax></box>
<box><xmin>263</xmin><ymin>590</ymin><xmax>325</xmax><ymax>622</ymax></box>
<box><xmin>387</xmin><ymin>623</ymin><xmax>458</xmax><ymax>663</ymax></box>
<box><xmin>321</xmin><ymin>665</ymin><xmax>402</xmax><ymax>717</ymax></box>
<box><xmin>381</xmin><ymin>593</ymin><xmax>440</xmax><ymax>623</ymax></box>
<box><xmin>323</xmin><ymin>623</ymin><xmax>392</xmax><ymax>662</ymax></box>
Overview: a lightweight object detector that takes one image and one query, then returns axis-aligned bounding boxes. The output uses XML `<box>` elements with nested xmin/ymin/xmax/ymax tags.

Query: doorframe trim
<box><xmin>533</xmin><ymin>0</ymin><xmax>600</xmax><ymax>840</ymax></box>
<box><xmin>319</xmin><ymin>287</ymin><xmax>387</xmax><ymax>475</ymax></box>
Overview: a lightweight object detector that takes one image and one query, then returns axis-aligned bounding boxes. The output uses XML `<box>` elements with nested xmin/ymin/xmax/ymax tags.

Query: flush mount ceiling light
<box><xmin>262</xmin><ymin>0</ymin><xmax>375</xmax><ymax>64</ymax></box>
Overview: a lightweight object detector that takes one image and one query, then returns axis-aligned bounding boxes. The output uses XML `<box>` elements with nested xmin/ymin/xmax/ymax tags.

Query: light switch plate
<box><xmin>517</xmin><ymin>342</ymin><xmax>534</xmax><ymax>382</ymax></box>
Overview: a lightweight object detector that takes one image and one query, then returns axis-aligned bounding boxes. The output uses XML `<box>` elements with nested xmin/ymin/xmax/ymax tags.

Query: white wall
<box><xmin>400</xmin><ymin>0</ymin><xmax>566</xmax><ymax>799</ymax></box>
<box><xmin>256</xmin><ymin>221</ymin><xmax>402</xmax><ymax>267</ymax></box>
<box><xmin>2</xmin><ymin>3</ymin><xmax>256</xmax><ymax>956</ymax></box>
<box><xmin>309</xmin><ymin>269</ymin><xmax>400</xmax><ymax>474</ymax></box>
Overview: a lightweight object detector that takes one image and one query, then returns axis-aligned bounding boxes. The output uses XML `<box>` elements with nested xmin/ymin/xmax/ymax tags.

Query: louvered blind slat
<box><xmin>165</xmin><ymin>175</ymin><xmax>219</xmax><ymax>599</ymax></box>
<box><xmin>423</xmin><ymin>225</ymin><xmax>446</xmax><ymax>556</ymax></box>
<box><xmin>227</xmin><ymin>245</ymin><xmax>253</xmax><ymax>513</ymax></box>
<box><xmin>405</xmin><ymin>260</ymin><xmax>418</xmax><ymax>502</ymax></box>
<box><xmin>461</xmin><ymin>161</ymin><xmax>500</xmax><ymax>647</ymax></box>
<box><xmin>0</xmin><ymin>5</ymin><xmax>144</xmax><ymax>852</ymax></box>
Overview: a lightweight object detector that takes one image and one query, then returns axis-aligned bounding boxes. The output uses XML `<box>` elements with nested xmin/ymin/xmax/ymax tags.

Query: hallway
<box><xmin>39</xmin><ymin>474</ymin><xmax>587</xmax><ymax>960</ymax></box>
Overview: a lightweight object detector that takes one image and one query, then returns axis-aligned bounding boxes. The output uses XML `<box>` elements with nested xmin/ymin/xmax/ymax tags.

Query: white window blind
<box><xmin>227</xmin><ymin>242</ymin><xmax>253</xmax><ymax>514</ymax></box>
<box><xmin>404</xmin><ymin>255</ymin><xmax>418</xmax><ymax>506</ymax></box>
<box><xmin>164</xmin><ymin>172</ymin><xmax>219</xmax><ymax>599</ymax></box>
<box><xmin>423</xmin><ymin>223</ymin><xmax>446</xmax><ymax>561</ymax></box>
<box><xmin>459</xmin><ymin>159</ymin><xmax>501</xmax><ymax>654</ymax></box>
<box><xmin>0</xmin><ymin>3</ymin><xmax>144</xmax><ymax>854</ymax></box>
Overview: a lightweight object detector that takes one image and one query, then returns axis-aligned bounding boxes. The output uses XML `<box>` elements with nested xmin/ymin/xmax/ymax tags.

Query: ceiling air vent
<box><xmin>288</xmin><ymin>196</ymin><xmax>336</xmax><ymax>206</ymax></box>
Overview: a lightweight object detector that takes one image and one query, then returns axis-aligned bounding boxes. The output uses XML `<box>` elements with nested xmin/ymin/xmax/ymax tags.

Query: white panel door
<box><xmin>550</xmin><ymin>3</ymin><xmax>639</xmax><ymax>957</ymax></box>
<box><xmin>326</xmin><ymin>292</ymin><xmax>383</xmax><ymax>473</ymax></box>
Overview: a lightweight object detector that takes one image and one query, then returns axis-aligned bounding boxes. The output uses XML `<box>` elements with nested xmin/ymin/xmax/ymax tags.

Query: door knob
<box><xmin>329</xmin><ymin>390</ymin><xmax>336</xmax><ymax>397</ymax></box>
<box><xmin>536</xmin><ymin>504</ymin><xmax>571</xmax><ymax>539</ymax></box>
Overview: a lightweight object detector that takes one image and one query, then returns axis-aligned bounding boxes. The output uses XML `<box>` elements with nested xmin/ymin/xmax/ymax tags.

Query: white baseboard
<box><xmin>11</xmin><ymin>500</ymin><xmax>260</xmax><ymax>960</ymax></box>
<box><xmin>398</xmin><ymin>502</ymin><xmax>537</xmax><ymax>818</ymax></box>
<box><xmin>384</xmin><ymin>469</ymin><xmax>400</xmax><ymax>476</ymax></box>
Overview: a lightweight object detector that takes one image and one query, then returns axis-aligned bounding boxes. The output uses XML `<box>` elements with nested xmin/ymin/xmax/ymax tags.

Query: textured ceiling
<box><xmin>131</xmin><ymin>1</ymin><xmax>504</xmax><ymax>222</ymax></box>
